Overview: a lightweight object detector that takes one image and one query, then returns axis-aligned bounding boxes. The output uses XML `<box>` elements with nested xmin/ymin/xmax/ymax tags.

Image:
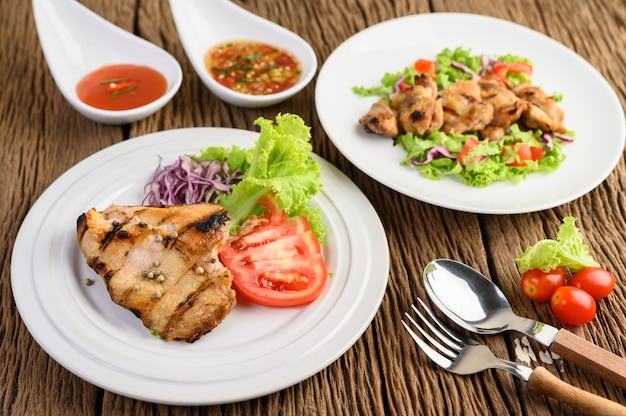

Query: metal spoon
<box><xmin>424</xmin><ymin>258</ymin><xmax>626</xmax><ymax>389</ymax></box>
<box><xmin>32</xmin><ymin>0</ymin><xmax>182</xmax><ymax>124</ymax></box>
<box><xmin>168</xmin><ymin>0</ymin><xmax>317</xmax><ymax>108</ymax></box>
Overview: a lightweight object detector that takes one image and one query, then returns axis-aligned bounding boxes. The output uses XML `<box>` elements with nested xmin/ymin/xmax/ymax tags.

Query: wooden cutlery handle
<box><xmin>550</xmin><ymin>328</ymin><xmax>626</xmax><ymax>390</ymax></box>
<box><xmin>528</xmin><ymin>367</ymin><xmax>626</xmax><ymax>415</ymax></box>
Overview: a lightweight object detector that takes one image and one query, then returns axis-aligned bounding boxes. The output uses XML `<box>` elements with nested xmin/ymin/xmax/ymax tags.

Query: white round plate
<box><xmin>316</xmin><ymin>13</ymin><xmax>625</xmax><ymax>214</ymax></box>
<box><xmin>11</xmin><ymin>128</ymin><xmax>389</xmax><ymax>405</ymax></box>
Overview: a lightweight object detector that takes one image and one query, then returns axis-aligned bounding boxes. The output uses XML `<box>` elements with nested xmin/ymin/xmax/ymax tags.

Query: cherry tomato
<box><xmin>219</xmin><ymin>194</ymin><xmax>328</xmax><ymax>307</ymax></box>
<box><xmin>568</xmin><ymin>267</ymin><xmax>616</xmax><ymax>300</ymax></box>
<box><xmin>520</xmin><ymin>267</ymin><xmax>566</xmax><ymax>302</ymax></box>
<box><xmin>550</xmin><ymin>286</ymin><xmax>596</xmax><ymax>325</ymax></box>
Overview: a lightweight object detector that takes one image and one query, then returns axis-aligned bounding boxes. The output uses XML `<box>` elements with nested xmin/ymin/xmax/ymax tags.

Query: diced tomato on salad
<box><xmin>219</xmin><ymin>194</ymin><xmax>328</xmax><ymax>307</ymax></box>
<box><xmin>501</xmin><ymin>141</ymin><xmax>546</xmax><ymax>167</ymax></box>
<box><xmin>414</xmin><ymin>58</ymin><xmax>437</xmax><ymax>75</ymax></box>
<box><xmin>457</xmin><ymin>137</ymin><xmax>481</xmax><ymax>165</ymax></box>
<box><xmin>490</xmin><ymin>61</ymin><xmax>533</xmax><ymax>81</ymax></box>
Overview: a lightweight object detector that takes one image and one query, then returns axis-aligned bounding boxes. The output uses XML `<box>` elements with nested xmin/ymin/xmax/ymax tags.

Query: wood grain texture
<box><xmin>1</xmin><ymin>0</ymin><xmax>625</xmax><ymax>415</ymax></box>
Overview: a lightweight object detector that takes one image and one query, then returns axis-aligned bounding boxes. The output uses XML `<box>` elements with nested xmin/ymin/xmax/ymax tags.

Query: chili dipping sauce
<box><xmin>205</xmin><ymin>41</ymin><xmax>302</xmax><ymax>95</ymax></box>
<box><xmin>76</xmin><ymin>64</ymin><xmax>167</xmax><ymax>111</ymax></box>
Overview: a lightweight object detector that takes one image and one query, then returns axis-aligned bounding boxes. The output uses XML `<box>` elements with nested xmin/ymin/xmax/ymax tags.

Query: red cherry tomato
<box><xmin>568</xmin><ymin>267</ymin><xmax>616</xmax><ymax>300</ymax></box>
<box><xmin>520</xmin><ymin>267</ymin><xmax>567</xmax><ymax>302</ymax></box>
<box><xmin>550</xmin><ymin>286</ymin><xmax>596</xmax><ymax>325</ymax></box>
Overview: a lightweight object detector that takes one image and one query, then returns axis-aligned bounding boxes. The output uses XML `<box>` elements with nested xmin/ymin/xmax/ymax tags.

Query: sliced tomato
<box><xmin>457</xmin><ymin>136</ymin><xmax>480</xmax><ymax>165</ymax></box>
<box><xmin>491</xmin><ymin>62</ymin><xmax>509</xmax><ymax>80</ymax></box>
<box><xmin>414</xmin><ymin>59</ymin><xmax>436</xmax><ymax>75</ymax></box>
<box><xmin>398</xmin><ymin>83</ymin><xmax>411</xmax><ymax>92</ymax></box>
<box><xmin>219</xmin><ymin>195</ymin><xmax>328</xmax><ymax>307</ymax></box>
<box><xmin>508</xmin><ymin>61</ymin><xmax>533</xmax><ymax>76</ymax></box>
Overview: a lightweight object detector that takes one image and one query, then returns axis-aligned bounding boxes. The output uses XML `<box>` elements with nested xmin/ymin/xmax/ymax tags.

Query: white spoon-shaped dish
<box><xmin>169</xmin><ymin>0</ymin><xmax>317</xmax><ymax>108</ymax></box>
<box><xmin>33</xmin><ymin>0</ymin><xmax>182</xmax><ymax>125</ymax></box>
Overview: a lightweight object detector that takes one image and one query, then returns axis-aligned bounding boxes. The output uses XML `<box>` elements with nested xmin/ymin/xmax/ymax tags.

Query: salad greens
<box><xmin>195</xmin><ymin>114</ymin><xmax>325</xmax><ymax>243</ymax></box>
<box><xmin>397</xmin><ymin>124</ymin><xmax>565</xmax><ymax>187</ymax></box>
<box><xmin>515</xmin><ymin>217</ymin><xmax>600</xmax><ymax>274</ymax></box>
<box><xmin>435</xmin><ymin>47</ymin><xmax>532</xmax><ymax>89</ymax></box>
<box><xmin>352</xmin><ymin>46</ymin><xmax>573</xmax><ymax>188</ymax></box>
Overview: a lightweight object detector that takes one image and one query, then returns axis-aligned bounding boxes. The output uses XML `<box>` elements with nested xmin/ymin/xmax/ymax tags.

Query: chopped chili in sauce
<box><xmin>76</xmin><ymin>64</ymin><xmax>167</xmax><ymax>111</ymax></box>
<box><xmin>205</xmin><ymin>40</ymin><xmax>302</xmax><ymax>95</ymax></box>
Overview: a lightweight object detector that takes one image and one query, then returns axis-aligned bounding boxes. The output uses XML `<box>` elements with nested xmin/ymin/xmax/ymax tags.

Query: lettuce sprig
<box><xmin>195</xmin><ymin>114</ymin><xmax>325</xmax><ymax>243</ymax></box>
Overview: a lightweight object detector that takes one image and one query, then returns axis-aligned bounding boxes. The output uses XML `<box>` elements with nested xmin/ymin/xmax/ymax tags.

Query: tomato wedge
<box><xmin>508</xmin><ymin>61</ymin><xmax>533</xmax><ymax>76</ymax></box>
<box><xmin>219</xmin><ymin>195</ymin><xmax>328</xmax><ymax>307</ymax></box>
<box><xmin>491</xmin><ymin>62</ymin><xmax>509</xmax><ymax>80</ymax></box>
<box><xmin>491</xmin><ymin>61</ymin><xmax>532</xmax><ymax>80</ymax></box>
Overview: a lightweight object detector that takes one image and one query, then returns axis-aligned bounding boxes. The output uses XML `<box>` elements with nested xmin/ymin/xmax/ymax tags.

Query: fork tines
<box><xmin>401</xmin><ymin>298</ymin><xmax>466</xmax><ymax>368</ymax></box>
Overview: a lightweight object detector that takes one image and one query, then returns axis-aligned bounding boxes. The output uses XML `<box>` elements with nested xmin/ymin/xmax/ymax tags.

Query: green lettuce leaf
<box><xmin>515</xmin><ymin>217</ymin><xmax>599</xmax><ymax>274</ymax></box>
<box><xmin>196</xmin><ymin>114</ymin><xmax>325</xmax><ymax>242</ymax></box>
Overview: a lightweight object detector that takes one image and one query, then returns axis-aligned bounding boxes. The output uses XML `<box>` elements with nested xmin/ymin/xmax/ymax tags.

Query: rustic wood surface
<box><xmin>2</xmin><ymin>0</ymin><xmax>625</xmax><ymax>415</ymax></box>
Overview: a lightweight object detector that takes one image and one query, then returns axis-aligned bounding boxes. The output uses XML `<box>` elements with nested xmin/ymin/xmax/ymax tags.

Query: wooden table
<box><xmin>2</xmin><ymin>0</ymin><xmax>625</xmax><ymax>414</ymax></box>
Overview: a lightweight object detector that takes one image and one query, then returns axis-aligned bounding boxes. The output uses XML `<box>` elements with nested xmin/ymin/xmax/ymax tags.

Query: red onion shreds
<box><xmin>451</xmin><ymin>60</ymin><xmax>480</xmax><ymax>80</ymax></box>
<box><xmin>393</xmin><ymin>76</ymin><xmax>406</xmax><ymax>94</ymax></box>
<box><xmin>553</xmin><ymin>133</ymin><xmax>575</xmax><ymax>143</ymax></box>
<box><xmin>411</xmin><ymin>146</ymin><xmax>457</xmax><ymax>166</ymax></box>
<box><xmin>479</xmin><ymin>54</ymin><xmax>494</xmax><ymax>76</ymax></box>
<box><xmin>540</xmin><ymin>132</ymin><xmax>575</xmax><ymax>150</ymax></box>
<box><xmin>142</xmin><ymin>155</ymin><xmax>242</xmax><ymax>206</ymax></box>
<box><xmin>539</xmin><ymin>132</ymin><xmax>555</xmax><ymax>150</ymax></box>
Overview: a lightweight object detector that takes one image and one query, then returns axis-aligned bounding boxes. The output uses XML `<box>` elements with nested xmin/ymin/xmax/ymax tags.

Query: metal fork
<box><xmin>402</xmin><ymin>298</ymin><xmax>626</xmax><ymax>416</ymax></box>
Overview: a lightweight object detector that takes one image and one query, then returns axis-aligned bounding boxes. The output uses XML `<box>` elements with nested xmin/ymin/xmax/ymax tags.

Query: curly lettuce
<box><xmin>195</xmin><ymin>114</ymin><xmax>325</xmax><ymax>243</ymax></box>
<box><xmin>515</xmin><ymin>217</ymin><xmax>599</xmax><ymax>274</ymax></box>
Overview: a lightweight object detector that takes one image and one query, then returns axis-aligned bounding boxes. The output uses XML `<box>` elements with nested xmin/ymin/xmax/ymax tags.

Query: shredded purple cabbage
<box><xmin>142</xmin><ymin>155</ymin><xmax>242</xmax><ymax>206</ymax></box>
<box><xmin>411</xmin><ymin>146</ymin><xmax>457</xmax><ymax>166</ymax></box>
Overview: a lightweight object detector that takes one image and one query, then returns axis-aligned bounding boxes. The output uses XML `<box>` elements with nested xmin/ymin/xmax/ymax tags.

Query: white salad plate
<box><xmin>316</xmin><ymin>13</ymin><xmax>625</xmax><ymax>214</ymax></box>
<box><xmin>11</xmin><ymin>128</ymin><xmax>389</xmax><ymax>405</ymax></box>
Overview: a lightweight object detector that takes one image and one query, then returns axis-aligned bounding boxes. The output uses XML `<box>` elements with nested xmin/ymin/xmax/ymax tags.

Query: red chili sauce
<box><xmin>76</xmin><ymin>64</ymin><xmax>167</xmax><ymax>111</ymax></box>
<box><xmin>205</xmin><ymin>41</ymin><xmax>302</xmax><ymax>95</ymax></box>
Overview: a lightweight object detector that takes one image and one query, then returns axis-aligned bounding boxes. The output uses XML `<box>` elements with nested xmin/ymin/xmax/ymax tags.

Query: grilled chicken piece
<box><xmin>478</xmin><ymin>78</ymin><xmax>530</xmax><ymax>141</ymax></box>
<box><xmin>77</xmin><ymin>203</ymin><xmax>236</xmax><ymax>342</ymax></box>
<box><xmin>359</xmin><ymin>100</ymin><xmax>399</xmax><ymax>138</ymax></box>
<box><xmin>512</xmin><ymin>83</ymin><xmax>566</xmax><ymax>133</ymax></box>
<box><xmin>392</xmin><ymin>75</ymin><xmax>444</xmax><ymax>136</ymax></box>
<box><xmin>440</xmin><ymin>80</ymin><xmax>494</xmax><ymax>134</ymax></box>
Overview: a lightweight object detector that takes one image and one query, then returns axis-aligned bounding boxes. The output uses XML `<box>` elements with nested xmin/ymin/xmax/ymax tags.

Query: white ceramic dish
<box><xmin>33</xmin><ymin>0</ymin><xmax>182</xmax><ymax>124</ymax></box>
<box><xmin>316</xmin><ymin>13</ymin><xmax>625</xmax><ymax>214</ymax></box>
<box><xmin>11</xmin><ymin>128</ymin><xmax>389</xmax><ymax>405</ymax></box>
<box><xmin>169</xmin><ymin>0</ymin><xmax>317</xmax><ymax>108</ymax></box>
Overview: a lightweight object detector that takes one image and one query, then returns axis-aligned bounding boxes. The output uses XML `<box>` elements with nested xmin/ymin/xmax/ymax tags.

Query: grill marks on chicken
<box><xmin>392</xmin><ymin>76</ymin><xmax>443</xmax><ymax>136</ymax></box>
<box><xmin>512</xmin><ymin>83</ymin><xmax>566</xmax><ymax>134</ymax></box>
<box><xmin>77</xmin><ymin>203</ymin><xmax>236</xmax><ymax>342</ymax></box>
<box><xmin>359</xmin><ymin>75</ymin><xmax>565</xmax><ymax>140</ymax></box>
<box><xmin>440</xmin><ymin>80</ymin><xmax>493</xmax><ymax>135</ymax></box>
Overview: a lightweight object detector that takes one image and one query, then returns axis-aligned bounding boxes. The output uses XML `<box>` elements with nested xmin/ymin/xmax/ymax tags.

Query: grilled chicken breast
<box><xmin>77</xmin><ymin>203</ymin><xmax>236</xmax><ymax>342</ymax></box>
